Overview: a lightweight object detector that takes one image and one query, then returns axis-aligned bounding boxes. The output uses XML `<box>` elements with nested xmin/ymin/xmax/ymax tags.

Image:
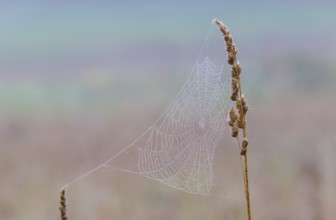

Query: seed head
<box><xmin>59</xmin><ymin>189</ymin><xmax>68</xmax><ymax>220</ymax></box>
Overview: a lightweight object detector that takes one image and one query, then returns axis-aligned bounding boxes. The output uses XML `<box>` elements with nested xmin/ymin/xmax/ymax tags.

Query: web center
<box><xmin>198</xmin><ymin>117</ymin><xmax>206</xmax><ymax>129</ymax></box>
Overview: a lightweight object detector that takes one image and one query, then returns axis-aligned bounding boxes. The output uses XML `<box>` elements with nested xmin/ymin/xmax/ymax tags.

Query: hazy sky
<box><xmin>0</xmin><ymin>1</ymin><xmax>335</xmax><ymax>76</ymax></box>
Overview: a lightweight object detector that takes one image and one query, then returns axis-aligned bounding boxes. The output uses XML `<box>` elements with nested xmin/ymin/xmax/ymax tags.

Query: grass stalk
<box><xmin>214</xmin><ymin>18</ymin><xmax>252</xmax><ymax>220</ymax></box>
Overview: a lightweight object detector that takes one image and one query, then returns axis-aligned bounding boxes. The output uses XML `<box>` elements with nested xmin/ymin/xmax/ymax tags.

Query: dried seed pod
<box><xmin>231</xmin><ymin>66</ymin><xmax>240</xmax><ymax>79</ymax></box>
<box><xmin>224</xmin><ymin>35</ymin><xmax>231</xmax><ymax>43</ymax></box>
<box><xmin>231</xmin><ymin>69</ymin><xmax>238</xmax><ymax>79</ymax></box>
<box><xmin>232</xmin><ymin>47</ymin><xmax>238</xmax><ymax>57</ymax></box>
<box><xmin>227</xmin><ymin>112</ymin><xmax>234</xmax><ymax>127</ymax></box>
<box><xmin>231</xmin><ymin>79</ymin><xmax>239</xmax><ymax>101</ymax></box>
<box><xmin>232</xmin><ymin>61</ymin><xmax>241</xmax><ymax>76</ymax></box>
<box><xmin>231</xmin><ymin>78</ymin><xmax>239</xmax><ymax>90</ymax></box>
<box><xmin>228</xmin><ymin>120</ymin><xmax>234</xmax><ymax>127</ymax></box>
<box><xmin>226</xmin><ymin>36</ymin><xmax>233</xmax><ymax>46</ymax></box>
<box><xmin>231</xmin><ymin>126</ymin><xmax>239</xmax><ymax>137</ymax></box>
<box><xmin>242</xmin><ymin>138</ymin><xmax>248</xmax><ymax>148</ymax></box>
<box><xmin>240</xmin><ymin>94</ymin><xmax>248</xmax><ymax>114</ymax></box>
<box><xmin>59</xmin><ymin>189</ymin><xmax>68</xmax><ymax>220</ymax></box>
<box><xmin>243</xmin><ymin>105</ymin><xmax>249</xmax><ymax>114</ymax></box>
<box><xmin>228</xmin><ymin>55</ymin><xmax>235</xmax><ymax>65</ymax></box>
<box><xmin>229</xmin><ymin>107</ymin><xmax>237</xmax><ymax>122</ymax></box>
<box><xmin>226</xmin><ymin>43</ymin><xmax>233</xmax><ymax>52</ymax></box>
<box><xmin>230</xmin><ymin>92</ymin><xmax>238</xmax><ymax>101</ymax></box>
<box><xmin>240</xmin><ymin>138</ymin><xmax>248</xmax><ymax>155</ymax></box>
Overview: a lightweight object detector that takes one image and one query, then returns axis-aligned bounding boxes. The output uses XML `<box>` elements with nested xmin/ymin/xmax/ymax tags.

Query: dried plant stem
<box><xmin>214</xmin><ymin>18</ymin><xmax>251</xmax><ymax>220</ymax></box>
<box><xmin>59</xmin><ymin>188</ymin><xmax>68</xmax><ymax>220</ymax></box>
<box><xmin>242</xmin><ymin>154</ymin><xmax>251</xmax><ymax>220</ymax></box>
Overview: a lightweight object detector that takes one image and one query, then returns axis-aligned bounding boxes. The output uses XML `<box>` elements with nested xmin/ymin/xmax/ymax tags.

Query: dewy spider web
<box><xmin>64</xmin><ymin>22</ymin><xmax>231</xmax><ymax>196</ymax></box>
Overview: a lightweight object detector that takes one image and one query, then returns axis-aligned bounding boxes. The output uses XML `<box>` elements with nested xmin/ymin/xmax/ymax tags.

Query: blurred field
<box><xmin>1</xmin><ymin>1</ymin><xmax>336</xmax><ymax>220</ymax></box>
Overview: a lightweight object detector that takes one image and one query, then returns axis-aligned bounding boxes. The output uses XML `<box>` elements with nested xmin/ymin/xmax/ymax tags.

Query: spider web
<box><xmin>64</xmin><ymin>23</ymin><xmax>231</xmax><ymax>196</ymax></box>
<box><xmin>117</xmin><ymin>58</ymin><xmax>228</xmax><ymax>195</ymax></box>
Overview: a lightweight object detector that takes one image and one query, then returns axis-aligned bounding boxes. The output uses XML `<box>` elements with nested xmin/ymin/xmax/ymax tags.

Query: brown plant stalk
<box><xmin>59</xmin><ymin>188</ymin><xmax>68</xmax><ymax>220</ymax></box>
<box><xmin>214</xmin><ymin>18</ymin><xmax>251</xmax><ymax>220</ymax></box>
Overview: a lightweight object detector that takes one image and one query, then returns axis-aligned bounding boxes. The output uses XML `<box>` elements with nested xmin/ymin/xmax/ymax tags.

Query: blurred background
<box><xmin>1</xmin><ymin>1</ymin><xmax>336</xmax><ymax>220</ymax></box>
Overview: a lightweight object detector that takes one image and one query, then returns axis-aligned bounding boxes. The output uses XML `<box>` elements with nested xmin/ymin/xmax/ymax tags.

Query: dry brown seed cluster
<box><xmin>214</xmin><ymin>19</ymin><xmax>248</xmax><ymax>155</ymax></box>
<box><xmin>241</xmin><ymin>138</ymin><xmax>249</xmax><ymax>155</ymax></box>
<box><xmin>231</xmin><ymin>78</ymin><xmax>239</xmax><ymax>101</ymax></box>
<box><xmin>59</xmin><ymin>189</ymin><xmax>68</xmax><ymax>220</ymax></box>
<box><xmin>227</xmin><ymin>107</ymin><xmax>238</xmax><ymax>137</ymax></box>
